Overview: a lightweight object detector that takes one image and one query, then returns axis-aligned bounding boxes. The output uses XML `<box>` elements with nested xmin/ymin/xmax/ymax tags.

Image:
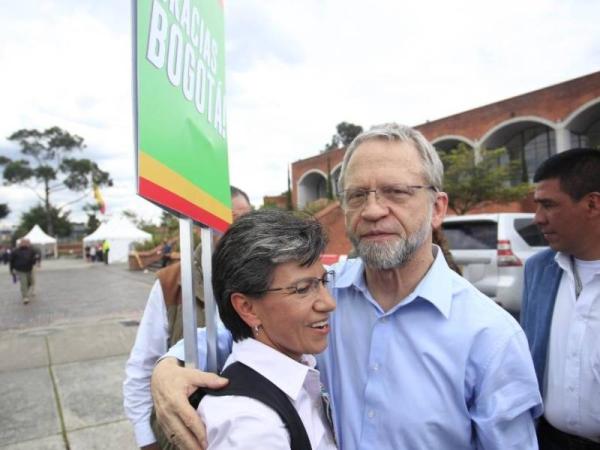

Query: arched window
<box><xmin>567</xmin><ymin>99</ymin><xmax>600</xmax><ymax>149</ymax></box>
<box><xmin>483</xmin><ymin>121</ymin><xmax>555</xmax><ymax>185</ymax></box>
<box><xmin>297</xmin><ymin>171</ymin><xmax>328</xmax><ymax>208</ymax></box>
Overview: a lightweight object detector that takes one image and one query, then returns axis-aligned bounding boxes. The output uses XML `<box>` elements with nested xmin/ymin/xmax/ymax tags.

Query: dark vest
<box><xmin>189</xmin><ymin>361</ymin><xmax>312</xmax><ymax>450</ymax></box>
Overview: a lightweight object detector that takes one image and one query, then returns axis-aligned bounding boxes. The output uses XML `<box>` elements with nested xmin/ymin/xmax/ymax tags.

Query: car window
<box><xmin>442</xmin><ymin>221</ymin><xmax>497</xmax><ymax>250</ymax></box>
<box><xmin>514</xmin><ymin>218</ymin><xmax>548</xmax><ymax>247</ymax></box>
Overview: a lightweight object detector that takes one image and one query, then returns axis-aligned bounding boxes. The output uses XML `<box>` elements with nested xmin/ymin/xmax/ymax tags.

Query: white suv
<box><xmin>442</xmin><ymin>213</ymin><xmax>548</xmax><ymax>315</ymax></box>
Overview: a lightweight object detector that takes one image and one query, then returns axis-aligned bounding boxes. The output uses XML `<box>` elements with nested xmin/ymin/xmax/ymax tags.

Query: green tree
<box><xmin>323</xmin><ymin>134</ymin><xmax>341</xmax><ymax>152</ymax></box>
<box><xmin>440</xmin><ymin>144</ymin><xmax>531</xmax><ymax>215</ymax></box>
<box><xmin>336</xmin><ymin>122</ymin><xmax>363</xmax><ymax>147</ymax></box>
<box><xmin>121</xmin><ymin>208</ymin><xmax>163</xmax><ymax>251</ymax></box>
<box><xmin>0</xmin><ymin>203</ymin><xmax>9</xmax><ymax>220</ymax></box>
<box><xmin>14</xmin><ymin>204</ymin><xmax>72</xmax><ymax>239</ymax></box>
<box><xmin>121</xmin><ymin>209</ymin><xmax>155</xmax><ymax>230</ymax></box>
<box><xmin>83</xmin><ymin>203</ymin><xmax>101</xmax><ymax>234</ymax></box>
<box><xmin>159</xmin><ymin>210</ymin><xmax>179</xmax><ymax>235</ymax></box>
<box><xmin>0</xmin><ymin>127</ymin><xmax>112</xmax><ymax>235</ymax></box>
<box><xmin>121</xmin><ymin>209</ymin><xmax>139</xmax><ymax>224</ymax></box>
<box><xmin>322</xmin><ymin>121</ymin><xmax>363</xmax><ymax>152</ymax></box>
<box><xmin>129</xmin><ymin>210</ymin><xmax>178</xmax><ymax>251</ymax></box>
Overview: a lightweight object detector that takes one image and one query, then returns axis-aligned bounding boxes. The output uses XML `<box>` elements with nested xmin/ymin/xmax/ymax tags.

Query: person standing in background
<box><xmin>160</xmin><ymin>240</ymin><xmax>173</xmax><ymax>268</ymax></box>
<box><xmin>9</xmin><ymin>238</ymin><xmax>39</xmax><ymax>304</ymax></box>
<box><xmin>102</xmin><ymin>239</ymin><xmax>110</xmax><ymax>264</ymax></box>
<box><xmin>521</xmin><ymin>148</ymin><xmax>600</xmax><ymax>449</ymax></box>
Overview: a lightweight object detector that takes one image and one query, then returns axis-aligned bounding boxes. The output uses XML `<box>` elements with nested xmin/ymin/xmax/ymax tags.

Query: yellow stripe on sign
<box><xmin>139</xmin><ymin>151</ymin><xmax>232</xmax><ymax>222</ymax></box>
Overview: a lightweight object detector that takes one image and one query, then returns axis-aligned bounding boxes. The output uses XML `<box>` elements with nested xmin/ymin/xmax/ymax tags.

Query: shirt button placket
<box><xmin>565</xmin><ymin>314</ymin><xmax>583</xmax><ymax>420</ymax></box>
<box><xmin>360</xmin><ymin>315</ymin><xmax>388</xmax><ymax>447</ymax></box>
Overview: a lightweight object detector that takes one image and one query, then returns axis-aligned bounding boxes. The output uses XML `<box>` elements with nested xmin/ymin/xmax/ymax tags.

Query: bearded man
<box><xmin>150</xmin><ymin>123</ymin><xmax>542</xmax><ymax>450</ymax></box>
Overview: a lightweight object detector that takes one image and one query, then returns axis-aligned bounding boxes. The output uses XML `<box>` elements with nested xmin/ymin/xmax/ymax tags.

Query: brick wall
<box><xmin>415</xmin><ymin>72</ymin><xmax>600</xmax><ymax>141</ymax></box>
<box><xmin>314</xmin><ymin>202</ymin><xmax>352</xmax><ymax>255</ymax></box>
<box><xmin>263</xmin><ymin>194</ymin><xmax>288</xmax><ymax>209</ymax></box>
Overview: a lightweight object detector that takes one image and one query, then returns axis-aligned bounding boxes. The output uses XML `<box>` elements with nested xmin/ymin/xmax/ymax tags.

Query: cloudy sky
<box><xmin>1</xmin><ymin>0</ymin><xmax>599</xmax><ymax>229</ymax></box>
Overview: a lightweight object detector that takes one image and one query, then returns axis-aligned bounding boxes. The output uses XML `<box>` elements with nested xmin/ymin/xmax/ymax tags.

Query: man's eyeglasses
<box><xmin>341</xmin><ymin>184</ymin><xmax>438</xmax><ymax>209</ymax></box>
<box><xmin>260</xmin><ymin>271</ymin><xmax>335</xmax><ymax>297</ymax></box>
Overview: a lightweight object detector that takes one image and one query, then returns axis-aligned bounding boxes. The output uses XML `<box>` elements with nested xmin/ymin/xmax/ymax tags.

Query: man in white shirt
<box><xmin>123</xmin><ymin>187</ymin><xmax>252</xmax><ymax>449</ymax></box>
<box><xmin>521</xmin><ymin>148</ymin><xmax>600</xmax><ymax>449</ymax></box>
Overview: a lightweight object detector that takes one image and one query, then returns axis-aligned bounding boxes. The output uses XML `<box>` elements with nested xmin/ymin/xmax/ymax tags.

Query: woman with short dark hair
<box><xmin>197</xmin><ymin>209</ymin><xmax>337</xmax><ymax>449</ymax></box>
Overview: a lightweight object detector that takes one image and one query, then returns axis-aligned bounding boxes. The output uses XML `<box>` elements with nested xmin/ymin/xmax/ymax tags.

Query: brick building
<box><xmin>289</xmin><ymin>71</ymin><xmax>600</xmax><ymax>254</ymax></box>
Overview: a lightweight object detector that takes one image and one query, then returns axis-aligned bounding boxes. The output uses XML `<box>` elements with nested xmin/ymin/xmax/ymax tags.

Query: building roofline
<box><xmin>415</xmin><ymin>71</ymin><xmax>600</xmax><ymax>128</ymax></box>
<box><xmin>292</xmin><ymin>146</ymin><xmax>346</xmax><ymax>165</ymax></box>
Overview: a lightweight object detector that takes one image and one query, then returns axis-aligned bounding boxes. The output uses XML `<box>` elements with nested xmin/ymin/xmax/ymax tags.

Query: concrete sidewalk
<box><xmin>0</xmin><ymin>319</ymin><xmax>140</xmax><ymax>449</ymax></box>
<box><xmin>0</xmin><ymin>259</ymin><xmax>155</xmax><ymax>449</ymax></box>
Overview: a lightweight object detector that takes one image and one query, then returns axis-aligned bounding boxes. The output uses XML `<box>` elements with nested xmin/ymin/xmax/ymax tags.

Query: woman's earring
<box><xmin>253</xmin><ymin>325</ymin><xmax>262</xmax><ymax>335</ymax></box>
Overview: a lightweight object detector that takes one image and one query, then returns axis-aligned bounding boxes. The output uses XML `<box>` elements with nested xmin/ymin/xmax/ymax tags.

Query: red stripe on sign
<box><xmin>139</xmin><ymin>177</ymin><xmax>230</xmax><ymax>232</ymax></box>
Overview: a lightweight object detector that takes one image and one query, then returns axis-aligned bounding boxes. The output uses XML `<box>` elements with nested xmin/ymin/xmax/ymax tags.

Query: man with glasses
<box><xmin>151</xmin><ymin>123</ymin><xmax>542</xmax><ymax>449</ymax></box>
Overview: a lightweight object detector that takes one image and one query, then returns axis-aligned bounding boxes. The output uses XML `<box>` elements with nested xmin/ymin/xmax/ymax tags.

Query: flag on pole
<box><xmin>94</xmin><ymin>185</ymin><xmax>106</xmax><ymax>214</ymax></box>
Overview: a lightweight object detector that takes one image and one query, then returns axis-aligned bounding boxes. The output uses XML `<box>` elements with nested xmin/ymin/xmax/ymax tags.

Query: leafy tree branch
<box><xmin>440</xmin><ymin>144</ymin><xmax>531</xmax><ymax>215</ymax></box>
<box><xmin>1</xmin><ymin>126</ymin><xmax>112</xmax><ymax>235</ymax></box>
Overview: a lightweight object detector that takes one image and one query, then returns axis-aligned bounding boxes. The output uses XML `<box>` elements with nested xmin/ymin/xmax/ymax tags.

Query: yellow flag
<box><xmin>93</xmin><ymin>185</ymin><xmax>106</xmax><ymax>214</ymax></box>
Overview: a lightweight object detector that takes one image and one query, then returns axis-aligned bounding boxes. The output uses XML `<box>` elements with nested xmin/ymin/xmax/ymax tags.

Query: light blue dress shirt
<box><xmin>167</xmin><ymin>248</ymin><xmax>542</xmax><ymax>449</ymax></box>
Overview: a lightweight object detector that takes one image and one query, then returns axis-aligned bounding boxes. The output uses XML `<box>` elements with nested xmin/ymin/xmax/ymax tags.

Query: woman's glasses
<box><xmin>261</xmin><ymin>271</ymin><xmax>335</xmax><ymax>297</ymax></box>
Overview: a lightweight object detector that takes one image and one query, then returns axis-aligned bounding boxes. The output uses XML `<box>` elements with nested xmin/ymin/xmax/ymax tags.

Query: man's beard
<box><xmin>349</xmin><ymin>210</ymin><xmax>432</xmax><ymax>270</ymax></box>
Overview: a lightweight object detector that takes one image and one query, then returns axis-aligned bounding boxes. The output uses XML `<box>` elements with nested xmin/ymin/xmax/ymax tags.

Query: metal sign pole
<box><xmin>179</xmin><ymin>218</ymin><xmax>198</xmax><ymax>369</ymax></box>
<box><xmin>201</xmin><ymin>226</ymin><xmax>218</xmax><ymax>373</ymax></box>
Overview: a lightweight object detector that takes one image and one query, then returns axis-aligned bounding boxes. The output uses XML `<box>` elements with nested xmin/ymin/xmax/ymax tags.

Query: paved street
<box><xmin>0</xmin><ymin>259</ymin><xmax>156</xmax><ymax>449</ymax></box>
<box><xmin>1</xmin><ymin>260</ymin><xmax>154</xmax><ymax>331</ymax></box>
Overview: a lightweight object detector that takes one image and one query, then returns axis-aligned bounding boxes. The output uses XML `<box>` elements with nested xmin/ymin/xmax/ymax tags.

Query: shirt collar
<box><xmin>555</xmin><ymin>251</ymin><xmax>600</xmax><ymax>278</ymax></box>
<box><xmin>230</xmin><ymin>338</ymin><xmax>316</xmax><ymax>401</ymax></box>
<box><xmin>333</xmin><ymin>245</ymin><xmax>454</xmax><ymax>319</ymax></box>
<box><xmin>411</xmin><ymin>247</ymin><xmax>454</xmax><ymax>318</ymax></box>
<box><xmin>555</xmin><ymin>251</ymin><xmax>573</xmax><ymax>273</ymax></box>
<box><xmin>332</xmin><ymin>257</ymin><xmax>365</xmax><ymax>289</ymax></box>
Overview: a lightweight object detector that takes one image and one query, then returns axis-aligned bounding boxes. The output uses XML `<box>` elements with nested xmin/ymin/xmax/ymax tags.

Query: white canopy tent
<box><xmin>21</xmin><ymin>224</ymin><xmax>57</xmax><ymax>258</ymax></box>
<box><xmin>83</xmin><ymin>217</ymin><xmax>152</xmax><ymax>264</ymax></box>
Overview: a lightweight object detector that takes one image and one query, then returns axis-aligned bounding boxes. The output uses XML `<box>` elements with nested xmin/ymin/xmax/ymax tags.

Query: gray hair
<box><xmin>212</xmin><ymin>209</ymin><xmax>328</xmax><ymax>341</ymax></box>
<box><xmin>337</xmin><ymin>123</ymin><xmax>444</xmax><ymax>193</ymax></box>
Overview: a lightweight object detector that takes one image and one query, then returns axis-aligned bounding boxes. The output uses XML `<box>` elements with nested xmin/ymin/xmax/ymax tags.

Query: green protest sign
<box><xmin>133</xmin><ymin>0</ymin><xmax>231</xmax><ymax>232</ymax></box>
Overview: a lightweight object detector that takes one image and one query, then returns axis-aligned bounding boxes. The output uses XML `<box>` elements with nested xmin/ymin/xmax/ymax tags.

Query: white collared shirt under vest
<box><xmin>544</xmin><ymin>252</ymin><xmax>600</xmax><ymax>442</ymax></box>
<box><xmin>198</xmin><ymin>338</ymin><xmax>337</xmax><ymax>449</ymax></box>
